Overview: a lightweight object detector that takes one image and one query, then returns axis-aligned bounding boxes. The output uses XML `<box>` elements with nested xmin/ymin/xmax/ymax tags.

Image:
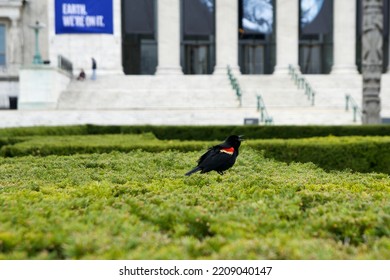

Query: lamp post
<box><xmin>29</xmin><ymin>21</ymin><xmax>45</xmax><ymax>65</ymax></box>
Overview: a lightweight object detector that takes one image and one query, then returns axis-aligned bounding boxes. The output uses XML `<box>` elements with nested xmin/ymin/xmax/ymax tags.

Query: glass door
<box><xmin>121</xmin><ymin>0</ymin><xmax>157</xmax><ymax>75</ymax></box>
<box><xmin>181</xmin><ymin>0</ymin><xmax>215</xmax><ymax>74</ymax></box>
<box><xmin>299</xmin><ymin>36</ymin><xmax>323</xmax><ymax>74</ymax></box>
<box><xmin>299</xmin><ymin>0</ymin><xmax>333</xmax><ymax>74</ymax></box>
<box><xmin>240</xmin><ymin>43</ymin><xmax>265</xmax><ymax>74</ymax></box>
<box><xmin>184</xmin><ymin>44</ymin><xmax>209</xmax><ymax>74</ymax></box>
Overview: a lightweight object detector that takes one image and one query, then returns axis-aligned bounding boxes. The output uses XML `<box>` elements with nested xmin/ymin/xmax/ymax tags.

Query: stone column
<box><xmin>362</xmin><ymin>0</ymin><xmax>383</xmax><ymax>124</ymax></box>
<box><xmin>387</xmin><ymin>2</ymin><xmax>390</xmax><ymax>73</ymax></box>
<box><xmin>8</xmin><ymin>17</ymin><xmax>22</xmax><ymax>75</ymax></box>
<box><xmin>155</xmin><ymin>0</ymin><xmax>183</xmax><ymax>75</ymax></box>
<box><xmin>274</xmin><ymin>0</ymin><xmax>299</xmax><ymax>74</ymax></box>
<box><xmin>213</xmin><ymin>0</ymin><xmax>240</xmax><ymax>75</ymax></box>
<box><xmin>331</xmin><ymin>0</ymin><xmax>358</xmax><ymax>74</ymax></box>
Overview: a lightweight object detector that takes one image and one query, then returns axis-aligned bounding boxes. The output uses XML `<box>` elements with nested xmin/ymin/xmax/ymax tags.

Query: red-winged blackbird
<box><xmin>185</xmin><ymin>135</ymin><xmax>243</xmax><ymax>176</ymax></box>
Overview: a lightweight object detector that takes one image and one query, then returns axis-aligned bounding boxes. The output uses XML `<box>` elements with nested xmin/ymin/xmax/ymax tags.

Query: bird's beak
<box><xmin>238</xmin><ymin>135</ymin><xmax>245</xmax><ymax>141</ymax></box>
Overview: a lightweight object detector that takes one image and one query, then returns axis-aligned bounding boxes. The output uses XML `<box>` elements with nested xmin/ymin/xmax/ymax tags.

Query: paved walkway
<box><xmin>0</xmin><ymin>108</ymin><xmax>259</xmax><ymax>128</ymax></box>
<box><xmin>0</xmin><ymin>106</ymin><xmax>360</xmax><ymax>128</ymax></box>
<box><xmin>6</xmin><ymin>74</ymin><xmax>390</xmax><ymax>128</ymax></box>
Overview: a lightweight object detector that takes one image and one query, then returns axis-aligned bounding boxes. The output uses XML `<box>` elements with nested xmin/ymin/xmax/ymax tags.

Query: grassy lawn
<box><xmin>0</xmin><ymin>136</ymin><xmax>389</xmax><ymax>259</ymax></box>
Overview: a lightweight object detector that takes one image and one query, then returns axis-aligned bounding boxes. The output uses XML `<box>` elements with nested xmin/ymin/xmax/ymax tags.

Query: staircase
<box><xmin>56</xmin><ymin>75</ymin><xmax>259</xmax><ymax>125</ymax></box>
<box><xmin>55</xmin><ymin>72</ymin><xmax>368</xmax><ymax>125</ymax></box>
<box><xmin>238</xmin><ymin>74</ymin><xmax>363</xmax><ymax>125</ymax></box>
<box><xmin>58</xmin><ymin>75</ymin><xmax>240</xmax><ymax>109</ymax></box>
<box><xmin>3</xmin><ymin>70</ymin><xmax>390</xmax><ymax>128</ymax></box>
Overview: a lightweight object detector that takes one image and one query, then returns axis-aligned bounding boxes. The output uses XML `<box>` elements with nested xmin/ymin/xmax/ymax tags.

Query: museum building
<box><xmin>0</xmin><ymin>0</ymin><xmax>389</xmax><ymax>111</ymax></box>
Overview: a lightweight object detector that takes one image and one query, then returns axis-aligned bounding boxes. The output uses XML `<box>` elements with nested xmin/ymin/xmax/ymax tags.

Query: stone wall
<box><xmin>18</xmin><ymin>65</ymin><xmax>71</xmax><ymax>109</ymax></box>
<box><xmin>46</xmin><ymin>0</ymin><xmax>123</xmax><ymax>75</ymax></box>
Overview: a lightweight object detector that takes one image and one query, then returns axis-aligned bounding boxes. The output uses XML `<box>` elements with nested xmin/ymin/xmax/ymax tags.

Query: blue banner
<box><xmin>55</xmin><ymin>0</ymin><xmax>113</xmax><ymax>34</ymax></box>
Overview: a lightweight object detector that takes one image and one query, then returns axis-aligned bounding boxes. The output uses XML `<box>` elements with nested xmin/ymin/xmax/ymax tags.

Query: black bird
<box><xmin>185</xmin><ymin>135</ymin><xmax>243</xmax><ymax>176</ymax></box>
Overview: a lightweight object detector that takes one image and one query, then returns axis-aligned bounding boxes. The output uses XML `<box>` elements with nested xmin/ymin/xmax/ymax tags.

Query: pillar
<box><xmin>155</xmin><ymin>0</ymin><xmax>183</xmax><ymax>75</ymax></box>
<box><xmin>331</xmin><ymin>0</ymin><xmax>358</xmax><ymax>74</ymax></box>
<box><xmin>8</xmin><ymin>17</ymin><xmax>22</xmax><ymax>75</ymax></box>
<box><xmin>362</xmin><ymin>0</ymin><xmax>382</xmax><ymax>124</ymax></box>
<box><xmin>213</xmin><ymin>0</ymin><xmax>240</xmax><ymax>75</ymax></box>
<box><xmin>274</xmin><ymin>0</ymin><xmax>299</xmax><ymax>74</ymax></box>
<box><xmin>387</xmin><ymin>1</ymin><xmax>390</xmax><ymax>73</ymax></box>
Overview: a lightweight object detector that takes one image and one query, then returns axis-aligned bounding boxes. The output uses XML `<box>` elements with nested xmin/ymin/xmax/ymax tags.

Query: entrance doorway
<box><xmin>238</xmin><ymin>0</ymin><xmax>276</xmax><ymax>74</ymax></box>
<box><xmin>299</xmin><ymin>35</ymin><xmax>333</xmax><ymax>74</ymax></box>
<box><xmin>298</xmin><ymin>0</ymin><xmax>333</xmax><ymax>74</ymax></box>
<box><xmin>121</xmin><ymin>0</ymin><xmax>157</xmax><ymax>75</ymax></box>
<box><xmin>183</xmin><ymin>44</ymin><xmax>213</xmax><ymax>74</ymax></box>
<box><xmin>241</xmin><ymin>44</ymin><xmax>264</xmax><ymax>74</ymax></box>
<box><xmin>239</xmin><ymin>43</ymin><xmax>266</xmax><ymax>74</ymax></box>
<box><xmin>239</xmin><ymin>39</ymin><xmax>275</xmax><ymax>74</ymax></box>
<box><xmin>181</xmin><ymin>0</ymin><xmax>215</xmax><ymax>75</ymax></box>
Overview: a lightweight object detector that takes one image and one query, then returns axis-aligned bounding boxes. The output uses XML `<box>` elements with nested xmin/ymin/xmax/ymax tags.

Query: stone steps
<box><xmin>66</xmin><ymin>75</ymin><xmax>232</xmax><ymax>90</ymax></box>
<box><xmin>236</xmin><ymin>74</ymin><xmax>362</xmax><ymax>124</ymax></box>
<box><xmin>58</xmin><ymin>75</ymin><xmax>239</xmax><ymax>109</ymax></box>
<box><xmin>58</xmin><ymin>89</ymin><xmax>240</xmax><ymax>109</ymax></box>
<box><xmin>52</xmin><ymin>73</ymin><xmax>366</xmax><ymax>126</ymax></box>
<box><xmin>0</xmin><ymin>107</ymin><xmax>358</xmax><ymax>127</ymax></box>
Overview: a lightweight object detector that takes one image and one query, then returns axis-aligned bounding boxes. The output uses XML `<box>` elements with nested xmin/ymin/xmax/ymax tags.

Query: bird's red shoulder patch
<box><xmin>220</xmin><ymin>147</ymin><xmax>234</xmax><ymax>155</ymax></box>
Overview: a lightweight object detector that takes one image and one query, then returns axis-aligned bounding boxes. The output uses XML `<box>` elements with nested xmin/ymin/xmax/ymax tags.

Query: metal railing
<box><xmin>345</xmin><ymin>94</ymin><xmax>362</xmax><ymax>123</ymax></box>
<box><xmin>288</xmin><ymin>64</ymin><xmax>315</xmax><ymax>106</ymax></box>
<box><xmin>58</xmin><ymin>55</ymin><xmax>73</xmax><ymax>76</ymax></box>
<box><xmin>256</xmin><ymin>94</ymin><xmax>273</xmax><ymax>125</ymax></box>
<box><xmin>227</xmin><ymin>65</ymin><xmax>242</xmax><ymax>106</ymax></box>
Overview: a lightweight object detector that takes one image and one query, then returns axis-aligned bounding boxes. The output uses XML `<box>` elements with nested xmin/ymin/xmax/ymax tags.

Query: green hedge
<box><xmin>2</xmin><ymin>124</ymin><xmax>390</xmax><ymax>140</ymax></box>
<box><xmin>0</xmin><ymin>134</ymin><xmax>213</xmax><ymax>157</ymax></box>
<box><xmin>2</xmin><ymin>134</ymin><xmax>390</xmax><ymax>174</ymax></box>
<box><xmin>1</xmin><ymin>150</ymin><xmax>389</xmax><ymax>259</ymax></box>
<box><xmin>74</xmin><ymin>124</ymin><xmax>390</xmax><ymax>140</ymax></box>
<box><xmin>0</xmin><ymin>125</ymin><xmax>87</xmax><ymax>138</ymax></box>
<box><xmin>247</xmin><ymin>136</ymin><xmax>390</xmax><ymax>174</ymax></box>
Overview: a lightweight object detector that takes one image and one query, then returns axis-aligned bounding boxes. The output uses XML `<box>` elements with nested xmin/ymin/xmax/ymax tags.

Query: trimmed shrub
<box><xmin>88</xmin><ymin>125</ymin><xmax>390</xmax><ymax>140</ymax></box>
<box><xmin>247</xmin><ymin>136</ymin><xmax>390</xmax><ymax>173</ymax></box>
<box><xmin>2</xmin><ymin>124</ymin><xmax>390</xmax><ymax>140</ymax></box>
<box><xmin>0</xmin><ymin>134</ymin><xmax>213</xmax><ymax>157</ymax></box>
<box><xmin>2</xmin><ymin>134</ymin><xmax>390</xmax><ymax>174</ymax></box>
<box><xmin>0</xmin><ymin>150</ymin><xmax>389</xmax><ymax>259</ymax></box>
<box><xmin>0</xmin><ymin>126</ymin><xmax>87</xmax><ymax>137</ymax></box>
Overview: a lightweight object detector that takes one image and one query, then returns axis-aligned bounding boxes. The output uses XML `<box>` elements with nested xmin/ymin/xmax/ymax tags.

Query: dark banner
<box><xmin>183</xmin><ymin>0</ymin><xmax>214</xmax><ymax>36</ymax></box>
<box><xmin>242</xmin><ymin>0</ymin><xmax>274</xmax><ymax>34</ymax></box>
<box><xmin>300</xmin><ymin>0</ymin><xmax>332</xmax><ymax>34</ymax></box>
<box><xmin>55</xmin><ymin>0</ymin><xmax>113</xmax><ymax>34</ymax></box>
<box><xmin>385</xmin><ymin>0</ymin><xmax>389</xmax><ymax>36</ymax></box>
<box><xmin>124</xmin><ymin>0</ymin><xmax>155</xmax><ymax>35</ymax></box>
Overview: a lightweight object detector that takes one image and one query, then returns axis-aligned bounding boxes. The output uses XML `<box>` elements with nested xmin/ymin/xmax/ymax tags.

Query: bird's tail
<box><xmin>185</xmin><ymin>166</ymin><xmax>202</xmax><ymax>176</ymax></box>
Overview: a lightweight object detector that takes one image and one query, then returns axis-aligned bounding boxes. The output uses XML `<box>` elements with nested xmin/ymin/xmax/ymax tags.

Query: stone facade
<box><xmin>46</xmin><ymin>0</ymin><xmax>123</xmax><ymax>76</ymax></box>
<box><xmin>1</xmin><ymin>0</ymin><xmax>368</xmax><ymax>78</ymax></box>
<box><xmin>0</xmin><ymin>0</ymin><xmax>387</xmax><ymax>111</ymax></box>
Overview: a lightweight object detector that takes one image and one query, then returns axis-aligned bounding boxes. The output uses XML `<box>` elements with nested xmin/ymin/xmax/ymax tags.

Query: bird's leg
<box><xmin>217</xmin><ymin>171</ymin><xmax>224</xmax><ymax>175</ymax></box>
